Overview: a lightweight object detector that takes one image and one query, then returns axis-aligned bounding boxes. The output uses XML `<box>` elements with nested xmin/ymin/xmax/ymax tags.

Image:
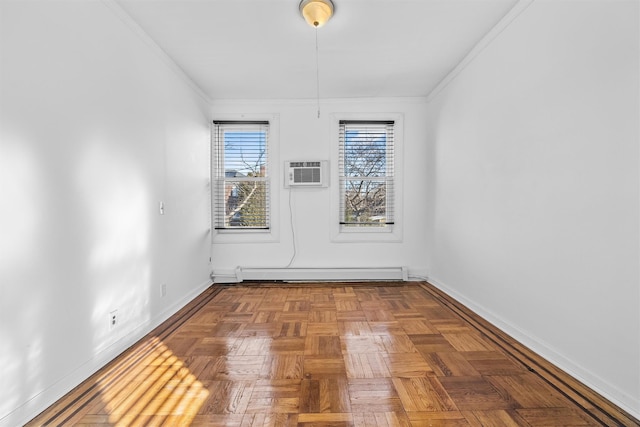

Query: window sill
<box><xmin>331</xmin><ymin>225</ymin><xmax>402</xmax><ymax>243</ymax></box>
<box><xmin>212</xmin><ymin>228</ymin><xmax>278</xmax><ymax>244</ymax></box>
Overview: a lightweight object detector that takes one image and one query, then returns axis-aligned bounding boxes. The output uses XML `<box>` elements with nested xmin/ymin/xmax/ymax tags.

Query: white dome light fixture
<box><xmin>299</xmin><ymin>0</ymin><xmax>335</xmax><ymax>28</ymax></box>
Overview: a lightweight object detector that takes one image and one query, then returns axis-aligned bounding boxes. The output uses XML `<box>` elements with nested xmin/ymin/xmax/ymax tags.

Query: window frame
<box><xmin>339</xmin><ymin>120</ymin><xmax>395</xmax><ymax>229</ymax></box>
<box><xmin>331</xmin><ymin>113</ymin><xmax>403</xmax><ymax>243</ymax></box>
<box><xmin>211</xmin><ymin>115</ymin><xmax>280</xmax><ymax>244</ymax></box>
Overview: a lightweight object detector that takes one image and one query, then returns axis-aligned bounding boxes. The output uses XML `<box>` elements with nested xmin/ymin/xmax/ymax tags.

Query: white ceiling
<box><xmin>115</xmin><ymin>0</ymin><xmax>519</xmax><ymax>101</ymax></box>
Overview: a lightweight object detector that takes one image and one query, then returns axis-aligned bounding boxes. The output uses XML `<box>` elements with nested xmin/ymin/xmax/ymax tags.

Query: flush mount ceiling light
<box><xmin>299</xmin><ymin>0</ymin><xmax>334</xmax><ymax>28</ymax></box>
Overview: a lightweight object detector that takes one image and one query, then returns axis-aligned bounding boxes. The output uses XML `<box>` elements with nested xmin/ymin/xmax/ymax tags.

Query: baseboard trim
<box><xmin>420</xmin><ymin>280</ymin><xmax>640</xmax><ymax>426</ymax></box>
<box><xmin>217</xmin><ymin>266</ymin><xmax>409</xmax><ymax>282</ymax></box>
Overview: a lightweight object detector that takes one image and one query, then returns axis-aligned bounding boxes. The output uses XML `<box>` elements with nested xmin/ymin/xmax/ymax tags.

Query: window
<box><xmin>339</xmin><ymin>120</ymin><xmax>394</xmax><ymax>228</ymax></box>
<box><xmin>213</xmin><ymin>121</ymin><xmax>269</xmax><ymax>230</ymax></box>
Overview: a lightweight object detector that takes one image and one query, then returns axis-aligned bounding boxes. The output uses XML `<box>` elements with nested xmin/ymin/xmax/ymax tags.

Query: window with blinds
<box><xmin>339</xmin><ymin>120</ymin><xmax>394</xmax><ymax>227</ymax></box>
<box><xmin>212</xmin><ymin>121</ymin><xmax>269</xmax><ymax>230</ymax></box>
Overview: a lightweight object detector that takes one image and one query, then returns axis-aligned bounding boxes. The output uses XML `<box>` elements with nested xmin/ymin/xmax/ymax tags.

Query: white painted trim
<box><xmin>100</xmin><ymin>0</ymin><xmax>212</xmax><ymax>104</ymax></box>
<box><xmin>425</xmin><ymin>0</ymin><xmax>534</xmax><ymax>103</ymax></box>
<box><xmin>234</xmin><ymin>266</ymin><xmax>408</xmax><ymax>282</ymax></box>
<box><xmin>427</xmin><ymin>276</ymin><xmax>640</xmax><ymax>421</ymax></box>
<box><xmin>407</xmin><ymin>269</ymin><xmax>430</xmax><ymax>282</ymax></box>
<box><xmin>2</xmin><ymin>279</ymin><xmax>213</xmax><ymax>427</ymax></box>
<box><xmin>329</xmin><ymin>112</ymin><xmax>405</xmax><ymax>243</ymax></box>
<box><xmin>211</xmin><ymin>269</ymin><xmax>240</xmax><ymax>284</ymax></box>
<box><xmin>210</xmin><ymin>113</ymin><xmax>281</xmax><ymax>244</ymax></box>
<box><xmin>211</xmin><ymin>97</ymin><xmax>429</xmax><ymax>107</ymax></box>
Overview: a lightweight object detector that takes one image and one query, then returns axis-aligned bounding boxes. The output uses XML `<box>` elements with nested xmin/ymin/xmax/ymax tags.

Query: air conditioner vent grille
<box><xmin>285</xmin><ymin>160</ymin><xmax>328</xmax><ymax>187</ymax></box>
<box><xmin>294</xmin><ymin>168</ymin><xmax>321</xmax><ymax>183</ymax></box>
<box><xmin>290</xmin><ymin>161</ymin><xmax>321</xmax><ymax>168</ymax></box>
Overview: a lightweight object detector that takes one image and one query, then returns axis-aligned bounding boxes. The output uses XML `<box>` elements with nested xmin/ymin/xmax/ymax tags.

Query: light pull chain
<box><xmin>315</xmin><ymin>26</ymin><xmax>321</xmax><ymax>118</ymax></box>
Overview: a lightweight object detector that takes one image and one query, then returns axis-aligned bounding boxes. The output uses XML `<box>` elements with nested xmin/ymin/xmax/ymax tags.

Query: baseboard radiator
<box><xmin>213</xmin><ymin>267</ymin><xmax>408</xmax><ymax>283</ymax></box>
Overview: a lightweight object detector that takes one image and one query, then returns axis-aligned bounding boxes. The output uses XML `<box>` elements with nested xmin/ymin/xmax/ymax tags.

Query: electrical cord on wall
<box><xmin>237</xmin><ymin>188</ymin><xmax>297</xmax><ymax>273</ymax></box>
<box><xmin>284</xmin><ymin>188</ymin><xmax>297</xmax><ymax>268</ymax></box>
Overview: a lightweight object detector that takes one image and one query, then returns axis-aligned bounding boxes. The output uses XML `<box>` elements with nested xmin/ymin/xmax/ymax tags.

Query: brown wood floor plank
<box><xmin>26</xmin><ymin>282</ymin><xmax>639</xmax><ymax>427</ymax></box>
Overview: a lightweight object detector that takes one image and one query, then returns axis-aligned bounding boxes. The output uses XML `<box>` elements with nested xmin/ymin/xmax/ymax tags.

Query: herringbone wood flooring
<box><xmin>27</xmin><ymin>283</ymin><xmax>639</xmax><ymax>426</ymax></box>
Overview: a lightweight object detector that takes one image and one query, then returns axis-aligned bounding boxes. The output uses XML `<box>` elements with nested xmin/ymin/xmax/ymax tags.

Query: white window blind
<box><xmin>213</xmin><ymin>121</ymin><xmax>269</xmax><ymax>229</ymax></box>
<box><xmin>339</xmin><ymin>120</ymin><xmax>394</xmax><ymax>227</ymax></box>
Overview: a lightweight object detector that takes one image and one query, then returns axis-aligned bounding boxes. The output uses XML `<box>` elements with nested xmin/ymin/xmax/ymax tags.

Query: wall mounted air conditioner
<box><xmin>284</xmin><ymin>160</ymin><xmax>328</xmax><ymax>187</ymax></box>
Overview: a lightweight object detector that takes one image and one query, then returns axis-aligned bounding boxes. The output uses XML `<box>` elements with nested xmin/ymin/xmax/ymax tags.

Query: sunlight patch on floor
<box><xmin>96</xmin><ymin>337</ymin><xmax>209</xmax><ymax>426</ymax></box>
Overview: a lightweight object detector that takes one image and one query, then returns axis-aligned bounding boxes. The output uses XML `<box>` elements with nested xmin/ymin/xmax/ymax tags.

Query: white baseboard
<box><xmin>2</xmin><ymin>279</ymin><xmax>212</xmax><ymax>427</ymax></box>
<box><xmin>211</xmin><ymin>269</ymin><xmax>240</xmax><ymax>283</ymax></box>
<box><xmin>407</xmin><ymin>268</ymin><xmax>430</xmax><ymax>282</ymax></box>
<box><xmin>234</xmin><ymin>266</ymin><xmax>408</xmax><ymax>282</ymax></box>
<box><xmin>427</xmin><ymin>276</ymin><xmax>640</xmax><ymax>421</ymax></box>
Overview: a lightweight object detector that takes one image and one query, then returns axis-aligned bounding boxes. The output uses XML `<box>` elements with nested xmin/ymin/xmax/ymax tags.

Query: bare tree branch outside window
<box><xmin>340</xmin><ymin>121</ymin><xmax>394</xmax><ymax>227</ymax></box>
<box><xmin>214</xmin><ymin>122</ymin><xmax>269</xmax><ymax>229</ymax></box>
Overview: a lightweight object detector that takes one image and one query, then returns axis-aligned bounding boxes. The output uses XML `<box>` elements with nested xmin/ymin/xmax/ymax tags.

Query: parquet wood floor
<box><xmin>27</xmin><ymin>283</ymin><xmax>639</xmax><ymax>426</ymax></box>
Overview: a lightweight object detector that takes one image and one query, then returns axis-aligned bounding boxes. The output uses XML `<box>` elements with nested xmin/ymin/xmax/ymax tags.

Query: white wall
<box><xmin>211</xmin><ymin>98</ymin><xmax>430</xmax><ymax>279</ymax></box>
<box><xmin>425</xmin><ymin>0</ymin><xmax>639</xmax><ymax>418</ymax></box>
<box><xmin>0</xmin><ymin>1</ymin><xmax>211</xmax><ymax>425</ymax></box>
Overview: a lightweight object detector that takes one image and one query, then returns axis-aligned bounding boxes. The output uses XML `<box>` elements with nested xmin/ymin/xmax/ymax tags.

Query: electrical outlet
<box><xmin>161</xmin><ymin>283</ymin><xmax>167</xmax><ymax>297</ymax></box>
<box><xmin>109</xmin><ymin>310</ymin><xmax>118</xmax><ymax>329</ymax></box>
